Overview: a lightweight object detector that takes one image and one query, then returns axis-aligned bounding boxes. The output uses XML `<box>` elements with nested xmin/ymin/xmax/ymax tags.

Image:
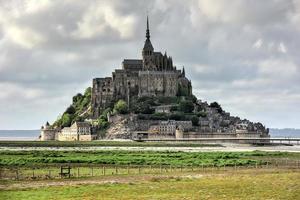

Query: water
<box><xmin>0</xmin><ymin>130</ymin><xmax>40</xmax><ymax>141</ymax></box>
<box><xmin>269</xmin><ymin>128</ymin><xmax>300</xmax><ymax>138</ymax></box>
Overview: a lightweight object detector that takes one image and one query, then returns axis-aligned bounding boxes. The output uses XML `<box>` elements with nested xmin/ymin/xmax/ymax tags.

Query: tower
<box><xmin>142</xmin><ymin>16</ymin><xmax>154</xmax><ymax>70</ymax></box>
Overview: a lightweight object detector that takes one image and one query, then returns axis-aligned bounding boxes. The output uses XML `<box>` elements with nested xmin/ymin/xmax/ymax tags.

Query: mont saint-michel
<box><xmin>40</xmin><ymin>17</ymin><xmax>269</xmax><ymax>141</ymax></box>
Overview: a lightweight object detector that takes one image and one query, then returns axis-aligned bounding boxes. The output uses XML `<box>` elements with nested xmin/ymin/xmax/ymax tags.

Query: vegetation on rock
<box><xmin>113</xmin><ymin>100</ymin><xmax>128</xmax><ymax>114</ymax></box>
<box><xmin>52</xmin><ymin>87</ymin><xmax>91</xmax><ymax>128</ymax></box>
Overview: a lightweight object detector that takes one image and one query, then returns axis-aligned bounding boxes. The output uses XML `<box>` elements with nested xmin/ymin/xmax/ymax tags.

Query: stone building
<box><xmin>92</xmin><ymin>16</ymin><xmax>192</xmax><ymax>117</ymax></box>
<box><xmin>149</xmin><ymin>120</ymin><xmax>193</xmax><ymax>136</ymax></box>
<box><xmin>57</xmin><ymin>122</ymin><xmax>95</xmax><ymax>141</ymax></box>
<box><xmin>40</xmin><ymin>122</ymin><xmax>58</xmax><ymax>141</ymax></box>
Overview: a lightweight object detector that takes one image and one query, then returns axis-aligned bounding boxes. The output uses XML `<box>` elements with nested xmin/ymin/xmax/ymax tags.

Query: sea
<box><xmin>0</xmin><ymin>129</ymin><xmax>299</xmax><ymax>141</ymax></box>
<box><xmin>0</xmin><ymin>130</ymin><xmax>40</xmax><ymax>141</ymax></box>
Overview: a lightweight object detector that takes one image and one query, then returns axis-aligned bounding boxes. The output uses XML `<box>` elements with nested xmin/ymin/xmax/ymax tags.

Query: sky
<box><xmin>0</xmin><ymin>0</ymin><xmax>299</xmax><ymax>130</ymax></box>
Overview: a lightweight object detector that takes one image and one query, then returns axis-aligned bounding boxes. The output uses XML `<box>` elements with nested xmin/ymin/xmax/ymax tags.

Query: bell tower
<box><xmin>142</xmin><ymin>16</ymin><xmax>154</xmax><ymax>70</ymax></box>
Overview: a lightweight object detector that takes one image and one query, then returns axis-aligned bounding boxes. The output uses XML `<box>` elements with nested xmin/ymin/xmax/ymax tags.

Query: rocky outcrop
<box><xmin>106</xmin><ymin>117</ymin><xmax>131</xmax><ymax>139</ymax></box>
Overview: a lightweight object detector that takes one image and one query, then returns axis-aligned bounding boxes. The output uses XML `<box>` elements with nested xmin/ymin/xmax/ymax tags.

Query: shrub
<box><xmin>114</xmin><ymin>100</ymin><xmax>128</xmax><ymax>114</ymax></box>
<box><xmin>150</xmin><ymin>113</ymin><xmax>168</xmax><ymax>120</ymax></box>
<box><xmin>191</xmin><ymin>116</ymin><xmax>199</xmax><ymax>126</ymax></box>
<box><xmin>132</xmin><ymin>103</ymin><xmax>154</xmax><ymax>114</ymax></box>
<box><xmin>169</xmin><ymin>112</ymin><xmax>186</xmax><ymax>121</ymax></box>
<box><xmin>196</xmin><ymin>111</ymin><xmax>207</xmax><ymax>118</ymax></box>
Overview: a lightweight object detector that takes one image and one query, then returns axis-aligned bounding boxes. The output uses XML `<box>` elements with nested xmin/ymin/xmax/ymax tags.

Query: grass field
<box><xmin>0</xmin><ymin>140</ymin><xmax>222</xmax><ymax>148</ymax></box>
<box><xmin>1</xmin><ymin>169</ymin><xmax>299</xmax><ymax>200</ymax></box>
<box><xmin>2</xmin><ymin>150</ymin><xmax>298</xmax><ymax>167</ymax></box>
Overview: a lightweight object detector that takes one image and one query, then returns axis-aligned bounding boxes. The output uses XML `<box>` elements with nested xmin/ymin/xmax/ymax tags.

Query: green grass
<box><xmin>1</xmin><ymin>170</ymin><xmax>299</xmax><ymax>200</ymax></box>
<box><xmin>0</xmin><ymin>141</ymin><xmax>222</xmax><ymax>148</ymax></box>
<box><xmin>1</xmin><ymin>150</ymin><xmax>297</xmax><ymax>167</ymax></box>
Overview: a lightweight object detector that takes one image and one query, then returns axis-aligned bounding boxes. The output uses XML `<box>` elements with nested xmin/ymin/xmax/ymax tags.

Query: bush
<box><xmin>169</xmin><ymin>112</ymin><xmax>186</xmax><ymax>121</ymax></box>
<box><xmin>114</xmin><ymin>100</ymin><xmax>128</xmax><ymax>114</ymax></box>
<box><xmin>150</xmin><ymin>113</ymin><xmax>168</xmax><ymax>120</ymax></box>
<box><xmin>190</xmin><ymin>116</ymin><xmax>199</xmax><ymax>126</ymax></box>
<box><xmin>196</xmin><ymin>111</ymin><xmax>207</xmax><ymax>118</ymax></box>
<box><xmin>158</xmin><ymin>96</ymin><xmax>180</xmax><ymax>104</ymax></box>
<box><xmin>101</xmin><ymin>108</ymin><xmax>112</xmax><ymax>120</ymax></box>
<box><xmin>132</xmin><ymin>103</ymin><xmax>154</xmax><ymax>114</ymax></box>
<box><xmin>170</xmin><ymin>105</ymin><xmax>178</xmax><ymax>112</ymax></box>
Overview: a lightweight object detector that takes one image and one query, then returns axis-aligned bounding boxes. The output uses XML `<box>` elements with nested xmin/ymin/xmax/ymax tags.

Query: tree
<box><xmin>73</xmin><ymin>93</ymin><xmax>83</xmax><ymax>104</ymax></box>
<box><xmin>61</xmin><ymin>113</ymin><xmax>73</xmax><ymax>127</ymax></box>
<box><xmin>179</xmin><ymin>100</ymin><xmax>194</xmax><ymax>113</ymax></box>
<box><xmin>191</xmin><ymin>116</ymin><xmax>199</xmax><ymax>126</ymax></box>
<box><xmin>169</xmin><ymin>112</ymin><xmax>186</xmax><ymax>121</ymax></box>
<box><xmin>65</xmin><ymin>105</ymin><xmax>76</xmax><ymax>115</ymax></box>
<box><xmin>101</xmin><ymin>108</ymin><xmax>112</xmax><ymax>120</ymax></box>
<box><xmin>210</xmin><ymin>102</ymin><xmax>223</xmax><ymax>113</ymax></box>
<box><xmin>114</xmin><ymin>100</ymin><xmax>128</xmax><ymax>114</ymax></box>
<box><xmin>196</xmin><ymin>111</ymin><xmax>207</xmax><ymax>118</ymax></box>
<box><xmin>84</xmin><ymin>87</ymin><xmax>92</xmax><ymax>97</ymax></box>
<box><xmin>97</xmin><ymin>117</ymin><xmax>109</xmax><ymax>130</ymax></box>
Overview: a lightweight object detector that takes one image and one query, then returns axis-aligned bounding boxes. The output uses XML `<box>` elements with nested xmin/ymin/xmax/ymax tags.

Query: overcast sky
<box><xmin>0</xmin><ymin>0</ymin><xmax>299</xmax><ymax>130</ymax></box>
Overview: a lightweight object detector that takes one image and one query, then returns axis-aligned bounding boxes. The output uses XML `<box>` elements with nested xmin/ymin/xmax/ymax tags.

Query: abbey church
<box><xmin>91</xmin><ymin>17</ymin><xmax>192</xmax><ymax>117</ymax></box>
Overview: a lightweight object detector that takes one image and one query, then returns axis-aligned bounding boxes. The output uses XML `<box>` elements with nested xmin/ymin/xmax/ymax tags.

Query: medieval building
<box><xmin>92</xmin><ymin>17</ymin><xmax>192</xmax><ymax>117</ymax></box>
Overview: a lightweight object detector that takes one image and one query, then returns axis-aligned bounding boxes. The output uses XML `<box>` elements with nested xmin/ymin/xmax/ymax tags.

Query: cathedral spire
<box><xmin>146</xmin><ymin>15</ymin><xmax>150</xmax><ymax>40</ymax></box>
<box><xmin>143</xmin><ymin>15</ymin><xmax>154</xmax><ymax>53</ymax></box>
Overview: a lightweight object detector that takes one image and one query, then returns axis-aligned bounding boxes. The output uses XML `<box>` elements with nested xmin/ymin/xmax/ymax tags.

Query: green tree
<box><xmin>97</xmin><ymin>118</ymin><xmax>109</xmax><ymax>130</ymax></box>
<box><xmin>114</xmin><ymin>100</ymin><xmax>128</xmax><ymax>114</ymax></box>
<box><xmin>73</xmin><ymin>93</ymin><xmax>83</xmax><ymax>104</ymax></box>
<box><xmin>61</xmin><ymin>113</ymin><xmax>73</xmax><ymax>127</ymax></box>
<box><xmin>169</xmin><ymin>112</ymin><xmax>186</xmax><ymax>121</ymax></box>
<box><xmin>210</xmin><ymin>102</ymin><xmax>223</xmax><ymax>113</ymax></box>
<box><xmin>65</xmin><ymin>105</ymin><xmax>76</xmax><ymax>115</ymax></box>
<box><xmin>101</xmin><ymin>108</ymin><xmax>112</xmax><ymax>120</ymax></box>
<box><xmin>179</xmin><ymin>100</ymin><xmax>194</xmax><ymax>113</ymax></box>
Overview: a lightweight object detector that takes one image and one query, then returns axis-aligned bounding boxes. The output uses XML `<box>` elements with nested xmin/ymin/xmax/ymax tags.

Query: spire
<box><xmin>143</xmin><ymin>15</ymin><xmax>154</xmax><ymax>52</ymax></box>
<box><xmin>182</xmin><ymin>66</ymin><xmax>185</xmax><ymax>76</ymax></box>
<box><xmin>146</xmin><ymin>15</ymin><xmax>150</xmax><ymax>40</ymax></box>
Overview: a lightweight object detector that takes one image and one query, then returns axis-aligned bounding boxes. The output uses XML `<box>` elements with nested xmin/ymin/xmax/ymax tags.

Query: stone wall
<box><xmin>40</xmin><ymin>129</ymin><xmax>57</xmax><ymax>141</ymax></box>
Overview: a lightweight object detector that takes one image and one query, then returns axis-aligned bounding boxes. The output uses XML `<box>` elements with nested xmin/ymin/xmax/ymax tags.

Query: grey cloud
<box><xmin>0</xmin><ymin>0</ymin><xmax>299</xmax><ymax>129</ymax></box>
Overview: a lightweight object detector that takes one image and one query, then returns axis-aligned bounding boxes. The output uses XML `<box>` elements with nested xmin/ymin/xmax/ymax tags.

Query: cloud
<box><xmin>4</xmin><ymin>25</ymin><xmax>45</xmax><ymax>49</ymax></box>
<box><xmin>72</xmin><ymin>2</ymin><xmax>137</xmax><ymax>40</ymax></box>
<box><xmin>253</xmin><ymin>39</ymin><xmax>263</xmax><ymax>49</ymax></box>
<box><xmin>0</xmin><ymin>0</ymin><xmax>299</xmax><ymax>129</ymax></box>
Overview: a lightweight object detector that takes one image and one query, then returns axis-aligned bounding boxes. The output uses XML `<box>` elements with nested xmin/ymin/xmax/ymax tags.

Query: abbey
<box><xmin>91</xmin><ymin>17</ymin><xmax>192</xmax><ymax>117</ymax></box>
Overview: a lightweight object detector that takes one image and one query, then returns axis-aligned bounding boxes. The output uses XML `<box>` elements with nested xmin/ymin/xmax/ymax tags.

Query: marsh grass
<box><xmin>1</xmin><ymin>169</ymin><xmax>299</xmax><ymax>200</ymax></box>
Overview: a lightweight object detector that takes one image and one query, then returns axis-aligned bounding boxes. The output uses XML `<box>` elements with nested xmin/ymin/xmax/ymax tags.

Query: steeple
<box><xmin>142</xmin><ymin>15</ymin><xmax>154</xmax><ymax>58</ymax></box>
<box><xmin>182</xmin><ymin>66</ymin><xmax>185</xmax><ymax>76</ymax></box>
<box><xmin>146</xmin><ymin>15</ymin><xmax>150</xmax><ymax>40</ymax></box>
